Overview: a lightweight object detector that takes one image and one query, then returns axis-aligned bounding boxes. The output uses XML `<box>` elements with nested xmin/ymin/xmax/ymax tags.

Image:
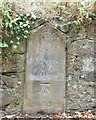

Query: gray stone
<box><xmin>23</xmin><ymin>22</ymin><xmax>66</xmax><ymax>114</ymax></box>
<box><xmin>16</xmin><ymin>54</ymin><xmax>25</xmax><ymax>72</ymax></box>
<box><xmin>0</xmin><ymin>89</ymin><xmax>16</xmax><ymax>108</ymax></box>
<box><xmin>0</xmin><ymin>55</ymin><xmax>2</xmax><ymax>73</ymax></box>
<box><xmin>2</xmin><ymin>54</ymin><xmax>25</xmax><ymax>72</ymax></box>
<box><xmin>0</xmin><ymin>72</ymin><xmax>24</xmax><ymax>113</ymax></box>
<box><xmin>2</xmin><ymin>75</ymin><xmax>15</xmax><ymax>88</ymax></box>
<box><xmin>66</xmin><ymin>39</ymin><xmax>95</xmax><ymax>111</ymax></box>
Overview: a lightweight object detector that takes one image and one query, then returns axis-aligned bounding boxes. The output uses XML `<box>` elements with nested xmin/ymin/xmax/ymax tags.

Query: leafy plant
<box><xmin>0</xmin><ymin>1</ymin><xmax>40</xmax><ymax>48</ymax></box>
<box><xmin>48</xmin><ymin>1</ymin><xmax>96</xmax><ymax>33</ymax></box>
<box><xmin>0</xmin><ymin>1</ymin><xmax>95</xmax><ymax>48</ymax></box>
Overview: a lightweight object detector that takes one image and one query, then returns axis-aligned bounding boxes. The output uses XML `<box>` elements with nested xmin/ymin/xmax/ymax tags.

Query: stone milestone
<box><xmin>23</xmin><ymin>23</ymin><xmax>66</xmax><ymax>114</ymax></box>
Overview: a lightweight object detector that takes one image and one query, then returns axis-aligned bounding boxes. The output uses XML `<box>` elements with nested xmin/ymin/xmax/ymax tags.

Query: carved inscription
<box><xmin>39</xmin><ymin>84</ymin><xmax>50</xmax><ymax>96</ymax></box>
<box><xmin>29</xmin><ymin>59</ymin><xmax>64</xmax><ymax>80</ymax></box>
<box><xmin>39</xmin><ymin>83</ymin><xmax>50</xmax><ymax>109</ymax></box>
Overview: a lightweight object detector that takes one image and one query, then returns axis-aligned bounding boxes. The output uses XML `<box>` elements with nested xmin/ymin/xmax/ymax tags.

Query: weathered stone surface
<box><xmin>2</xmin><ymin>54</ymin><xmax>25</xmax><ymax>72</ymax></box>
<box><xmin>0</xmin><ymin>89</ymin><xmax>16</xmax><ymax>108</ymax></box>
<box><xmin>0</xmin><ymin>72</ymin><xmax>24</xmax><ymax>114</ymax></box>
<box><xmin>66</xmin><ymin>39</ymin><xmax>95</xmax><ymax>111</ymax></box>
<box><xmin>24</xmin><ymin>22</ymin><xmax>66</xmax><ymax>114</ymax></box>
<box><xmin>0</xmin><ymin>88</ymin><xmax>3</xmax><ymax>108</ymax></box>
<box><xmin>0</xmin><ymin>54</ymin><xmax>2</xmax><ymax>73</ymax></box>
<box><xmin>67</xmin><ymin>78</ymin><xmax>95</xmax><ymax>111</ymax></box>
<box><xmin>2</xmin><ymin>75</ymin><xmax>15</xmax><ymax>88</ymax></box>
<box><xmin>67</xmin><ymin>39</ymin><xmax>94</xmax><ymax>77</ymax></box>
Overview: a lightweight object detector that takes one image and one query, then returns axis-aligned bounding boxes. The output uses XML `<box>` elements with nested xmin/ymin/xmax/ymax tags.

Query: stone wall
<box><xmin>0</xmin><ymin>41</ymin><xmax>26</xmax><ymax>115</ymax></box>
<box><xmin>0</xmin><ymin>22</ymin><xmax>95</xmax><ymax>115</ymax></box>
<box><xmin>66</xmin><ymin>34</ymin><xmax>95</xmax><ymax>112</ymax></box>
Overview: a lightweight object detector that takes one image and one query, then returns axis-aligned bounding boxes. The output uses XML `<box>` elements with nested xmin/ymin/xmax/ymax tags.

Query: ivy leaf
<box><xmin>26</xmin><ymin>20</ymin><xmax>29</xmax><ymax>24</ymax></box>
<box><xmin>23</xmin><ymin>35</ymin><xmax>28</xmax><ymax>39</ymax></box>
<box><xmin>26</xmin><ymin>13</ymin><xmax>31</xmax><ymax>17</ymax></box>
<box><xmin>16</xmin><ymin>41</ymin><xmax>20</xmax><ymax>45</ymax></box>
<box><xmin>28</xmin><ymin>25</ymin><xmax>31</xmax><ymax>28</ymax></box>
<box><xmin>9</xmin><ymin>22</ymin><xmax>12</xmax><ymax>28</ymax></box>
<box><xmin>5</xmin><ymin>22</ymin><xmax>9</xmax><ymax>28</ymax></box>
<box><xmin>63</xmin><ymin>24</ymin><xmax>67</xmax><ymax>29</ymax></box>
<box><xmin>10</xmin><ymin>40</ymin><xmax>14</xmax><ymax>43</ymax></box>
<box><xmin>74</xmin><ymin>20</ymin><xmax>81</xmax><ymax>29</ymax></box>
<box><xmin>10</xmin><ymin>31</ymin><xmax>14</xmax><ymax>35</ymax></box>
<box><xmin>0</xmin><ymin>41</ymin><xmax>8</xmax><ymax>48</ymax></box>
<box><xmin>12</xmin><ymin>18</ymin><xmax>21</xmax><ymax>23</ymax></box>
<box><xmin>3</xmin><ymin>42</ymin><xmax>8</xmax><ymax>47</ymax></box>
<box><xmin>31</xmin><ymin>12</ymin><xmax>37</xmax><ymax>20</ymax></box>
<box><xmin>0</xmin><ymin>42</ymin><xmax>3</xmax><ymax>48</ymax></box>
<box><xmin>23</xmin><ymin>24</ymin><xmax>27</xmax><ymax>27</ymax></box>
<box><xmin>0</xmin><ymin>19</ymin><xmax>2</xmax><ymax>25</ymax></box>
<box><xmin>24</xmin><ymin>30</ymin><xmax>28</xmax><ymax>33</ymax></box>
<box><xmin>6</xmin><ymin>13</ymin><xmax>11</xmax><ymax>20</ymax></box>
<box><xmin>16</xmin><ymin>37</ymin><xmax>20</xmax><ymax>40</ymax></box>
<box><xmin>0</xmin><ymin>35</ymin><xmax>2</xmax><ymax>39</ymax></box>
<box><xmin>13</xmin><ymin>45</ymin><xmax>18</xmax><ymax>48</ymax></box>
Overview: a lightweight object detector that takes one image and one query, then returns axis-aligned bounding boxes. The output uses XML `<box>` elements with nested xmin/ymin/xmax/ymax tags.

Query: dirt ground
<box><xmin>1</xmin><ymin>110</ymin><xmax>96</xmax><ymax>120</ymax></box>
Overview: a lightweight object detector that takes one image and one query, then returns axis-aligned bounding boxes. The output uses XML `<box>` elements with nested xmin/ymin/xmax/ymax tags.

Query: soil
<box><xmin>1</xmin><ymin>110</ymin><xmax>96</xmax><ymax>120</ymax></box>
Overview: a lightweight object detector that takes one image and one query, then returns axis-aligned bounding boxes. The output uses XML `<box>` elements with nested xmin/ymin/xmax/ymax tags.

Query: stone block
<box><xmin>2</xmin><ymin>54</ymin><xmax>25</xmax><ymax>72</ymax></box>
<box><xmin>0</xmin><ymin>89</ymin><xmax>16</xmax><ymax>108</ymax></box>
<box><xmin>24</xmin><ymin>80</ymin><xmax>65</xmax><ymax>114</ymax></box>
<box><xmin>0</xmin><ymin>59</ymin><xmax>2</xmax><ymax>73</ymax></box>
<box><xmin>67</xmin><ymin>38</ymin><xmax>95</xmax><ymax>111</ymax></box>
<box><xmin>2</xmin><ymin>75</ymin><xmax>15</xmax><ymax>88</ymax></box>
<box><xmin>23</xmin><ymin>22</ymin><xmax>66</xmax><ymax>114</ymax></box>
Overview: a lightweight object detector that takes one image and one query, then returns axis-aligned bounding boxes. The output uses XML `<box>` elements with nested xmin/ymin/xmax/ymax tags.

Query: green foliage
<box><xmin>0</xmin><ymin>1</ymin><xmax>95</xmax><ymax>48</ymax></box>
<box><xmin>49</xmin><ymin>1</ymin><xmax>96</xmax><ymax>33</ymax></box>
<box><xmin>0</xmin><ymin>1</ymin><xmax>40</xmax><ymax>48</ymax></box>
